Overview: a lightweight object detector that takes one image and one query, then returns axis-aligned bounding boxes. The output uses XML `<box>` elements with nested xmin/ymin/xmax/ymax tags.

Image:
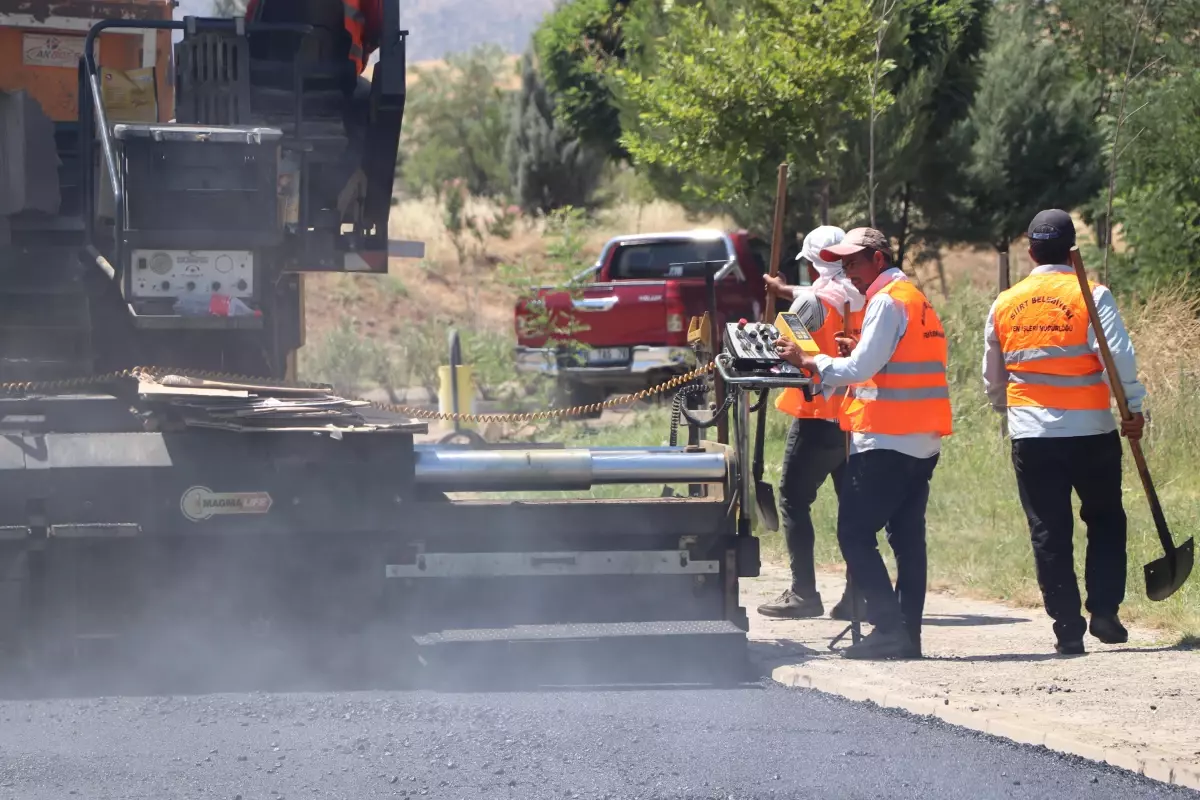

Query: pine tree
<box><xmin>504</xmin><ymin>52</ymin><xmax>606</xmax><ymax>215</ymax></box>
<box><xmin>828</xmin><ymin>0</ymin><xmax>989</xmax><ymax>268</ymax></box>
<box><xmin>950</xmin><ymin>1</ymin><xmax>1105</xmax><ymax>252</ymax></box>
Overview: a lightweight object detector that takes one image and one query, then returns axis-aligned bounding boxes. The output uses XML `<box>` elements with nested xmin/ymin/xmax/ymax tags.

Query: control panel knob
<box><xmin>737</xmin><ymin>318</ymin><xmax>747</xmax><ymax>329</ymax></box>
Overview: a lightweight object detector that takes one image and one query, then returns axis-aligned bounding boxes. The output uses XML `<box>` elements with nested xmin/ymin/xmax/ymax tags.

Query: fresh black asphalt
<box><xmin>0</xmin><ymin>679</ymin><xmax>1193</xmax><ymax>800</ymax></box>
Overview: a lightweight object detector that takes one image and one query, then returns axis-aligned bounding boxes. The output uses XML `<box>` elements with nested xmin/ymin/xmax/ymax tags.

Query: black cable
<box><xmin>667</xmin><ymin>381</ymin><xmax>733</xmax><ymax>446</ymax></box>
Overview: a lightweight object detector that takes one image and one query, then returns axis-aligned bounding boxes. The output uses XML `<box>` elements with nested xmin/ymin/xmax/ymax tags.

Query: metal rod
<box><xmin>412</xmin><ymin>449</ymin><xmax>728</xmax><ymax>491</ymax></box>
<box><xmin>706</xmin><ymin>261</ymin><xmax>728</xmax><ymax>444</ymax></box>
<box><xmin>448</xmin><ymin>329</ymin><xmax>462</xmax><ymax>435</ymax></box>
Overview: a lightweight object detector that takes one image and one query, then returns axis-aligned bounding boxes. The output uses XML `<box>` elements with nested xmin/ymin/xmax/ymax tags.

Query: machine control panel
<box><xmin>718</xmin><ymin>315</ymin><xmax>817</xmax><ymax>397</ymax></box>
<box><xmin>725</xmin><ymin>318</ymin><xmax>781</xmax><ymax>368</ymax></box>
<box><xmin>724</xmin><ymin>314</ymin><xmax>820</xmax><ymax>369</ymax></box>
<box><xmin>129</xmin><ymin>249</ymin><xmax>256</xmax><ymax>299</ymax></box>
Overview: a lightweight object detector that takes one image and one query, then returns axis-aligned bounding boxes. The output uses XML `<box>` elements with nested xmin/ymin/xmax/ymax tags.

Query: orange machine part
<box><xmin>0</xmin><ymin>1</ymin><xmax>174</xmax><ymax>122</ymax></box>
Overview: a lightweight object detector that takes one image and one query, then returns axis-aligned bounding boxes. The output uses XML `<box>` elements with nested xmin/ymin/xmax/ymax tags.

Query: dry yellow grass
<box><xmin>301</xmin><ymin>194</ymin><xmax>734</xmax><ymax>348</ymax></box>
<box><xmin>363</xmin><ymin>55</ymin><xmax>524</xmax><ymax>90</ymax></box>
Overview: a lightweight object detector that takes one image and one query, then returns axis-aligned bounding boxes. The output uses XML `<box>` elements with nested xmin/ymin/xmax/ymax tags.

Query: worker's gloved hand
<box><xmin>763</xmin><ymin>274</ymin><xmax>791</xmax><ymax>299</ymax></box>
<box><xmin>1121</xmin><ymin>411</ymin><xmax>1145</xmax><ymax>441</ymax></box>
<box><xmin>833</xmin><ymin>331</ymin><xmax>858</xmax><ymax>357</ymax></box>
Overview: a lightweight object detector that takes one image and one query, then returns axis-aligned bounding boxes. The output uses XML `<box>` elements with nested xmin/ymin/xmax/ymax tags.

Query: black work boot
<box><xmin>757</xmin><ymin>589</ymin><xmax>823</xmax><ymax>619</ymax></box>
<box><xmin>829</xmin><ymin>590</ymin><xmax>867</xmax><ymax>621</ymax></box>
<box><xmin>1089</xmin><ymin>614</ymin><xmax>1129</xmax><ymax>644</ymax></box>
<box><xmin>907</xmin><ymin>627</ymin><xmax>923</xmax><ymax>659</ymax></box>
<box><xmin>1055</xmin><ymin>638</ymin><xmax>1085</xmax><ymax>655</ymax></box>
<box><xmin>840</xmin><ymin>627</ymin><xmax>918</xmax><ymax>660</ymax></box>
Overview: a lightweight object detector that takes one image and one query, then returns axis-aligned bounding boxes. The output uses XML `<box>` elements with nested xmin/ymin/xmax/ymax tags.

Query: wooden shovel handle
<box><xmin>1068</xmin><ymin>249</ymin><xmax>1132</xmax><ymax>421</ymax></box>
<box><xmin>764</xmin><ymin>163</ymin><xmax>788</xmax><ymax>321</ymax></box>
<box><xmin>1069</xmin><ymin>247</ymin><xmax>1174</xmax><ymax>553</ymax></box>
<box><xmin>842</xmin><ymin>300</ymin><xmax>852</xmax><ymax>463</ymax></box>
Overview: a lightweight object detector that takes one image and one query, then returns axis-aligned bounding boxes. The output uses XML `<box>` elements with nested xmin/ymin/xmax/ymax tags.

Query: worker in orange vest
<box><xmin>983</xmin><ymin>209</ymin><xmax>1146</xmax><ymax>656</ymax></box>
<box><xmin>755</xmin><ymin>226</ymin><xmax>867</xmax><ymax>620</ymax></box>
<box><xmin>243</xmin><ymin>0</ymin><xmax>381</xmax><ymax>75</ymax></box>
<box><xmin>777</xmin><ymin>227</ymin><xmax>952</xmax><ymax>660</ymax></box>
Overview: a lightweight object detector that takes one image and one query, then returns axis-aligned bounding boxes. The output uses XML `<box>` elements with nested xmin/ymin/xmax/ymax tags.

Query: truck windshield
<box><xmin>609</xmin><ymin>240</ymin><xmax>729</xmax><ymax>280</ymax></box>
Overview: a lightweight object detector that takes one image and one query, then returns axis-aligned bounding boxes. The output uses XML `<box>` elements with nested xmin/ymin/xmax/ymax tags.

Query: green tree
<box><xmin>504</xmin><ymin>52</ymin><xmax>607</xmax><ymax>215</ymax></box>
<box><xmin>829</xmin><ymin>0</ymin><xmax>989</xmax><ymax>268</ymax></box>
<box><xmin>610</xmin><ymin>0</ymin><xmax>879</xmax><ymax>229</ymax></box>
<box><xmin>533</xmin><ymin>0</ymin><xmax>631</xmax><ymax>161</ymax></box>
<box><xmin>400</xmin><ymin>45</ymin><xmax>513</xmax><ymax>198</ymax></box>
<box><xmin>948</xmin><ymin>1</ymin><xmax>1105</xmax><ymax>252</ymax></box>
<box><xmin>1106</xmin><ymin>68</ymin><xmax>1200</xmax><ymax>288</ymax></box>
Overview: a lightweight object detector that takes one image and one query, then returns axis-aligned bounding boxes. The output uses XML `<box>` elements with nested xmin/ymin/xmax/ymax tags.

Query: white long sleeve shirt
<box><xmin>812</xmin><ymin>268</ymin><xmax>943</xmax><ymax>460</ymax></box>
<box><xmin>982</xmin><ymin>264</ymin><xmax>1147</xmax><ymax>440</ymax></box>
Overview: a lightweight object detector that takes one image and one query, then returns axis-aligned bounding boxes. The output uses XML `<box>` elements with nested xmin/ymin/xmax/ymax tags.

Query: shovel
<box><xmin>1069</xmin><ymin>247</ymin><xmax>1194</xmax><ymax>601</ymax></box>
<box><xmin>750</xmin><ymin>163</ymin><xmax>790</xmax><ymax>532</ymax></box>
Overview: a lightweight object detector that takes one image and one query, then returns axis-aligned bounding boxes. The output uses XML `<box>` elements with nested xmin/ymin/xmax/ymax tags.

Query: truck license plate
<box><xmin>587</xmin><ymin>347</ymin><xmax>630</xmax><ymax>364</ymax></box>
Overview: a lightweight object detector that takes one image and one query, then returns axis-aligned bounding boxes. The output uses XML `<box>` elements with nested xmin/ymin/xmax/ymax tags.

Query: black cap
<box><xmin>1027</xmin><ymin>209</ymin><xmax>1076</xmax><ymax>248</ymax></box>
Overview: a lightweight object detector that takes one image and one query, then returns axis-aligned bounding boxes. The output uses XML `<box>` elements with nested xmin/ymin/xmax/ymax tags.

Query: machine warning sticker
<box><xmin>181</xmin><ymin>486</ymin><xmax>273</xmax><ymax>522</ymax></box>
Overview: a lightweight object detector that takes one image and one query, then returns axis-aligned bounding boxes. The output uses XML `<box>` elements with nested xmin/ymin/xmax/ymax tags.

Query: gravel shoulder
<box><xmin>745</xmin><ymin>563</ymin><xmax>1200</xmax><ymax>781</ymax></box>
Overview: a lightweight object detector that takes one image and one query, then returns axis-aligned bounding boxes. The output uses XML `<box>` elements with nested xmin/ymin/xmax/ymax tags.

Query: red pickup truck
<box><xmin>513</xmin><ymin>229</ymin><xmax>774</xmax><ymax>411</ymax></box>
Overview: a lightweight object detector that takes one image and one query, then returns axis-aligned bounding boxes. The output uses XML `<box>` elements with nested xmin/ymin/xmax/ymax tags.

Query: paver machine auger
<box><xmin>0</xmin><ymin>0</ymin><xmax>815</xmax><ymax>690</ymax></box>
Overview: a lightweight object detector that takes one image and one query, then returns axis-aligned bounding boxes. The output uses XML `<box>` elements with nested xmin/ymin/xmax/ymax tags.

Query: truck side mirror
<box><xmin>569</xmin><ymin>264</ymin><xmax>601</xmax><ymax>285</ymax></box>
<box><xmin>713</xmin><ymin>257</ymin><xmax>745</xmax><ymax>283</ymax></box>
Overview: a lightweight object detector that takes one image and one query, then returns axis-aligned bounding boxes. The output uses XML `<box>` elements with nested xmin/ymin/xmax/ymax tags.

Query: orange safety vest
<box><xmin>841</xmin><ymin>279</ymin><xmax>953</xmax><ymax>437</ymax></box>
<box><xmin>993</xmin><ymin>272</ymin><xmax>1110</xmax><ymax>410</ymax></box>
<box><xmin>343</xmin><ymin>0</ymin><xmax>368</xmax><ymax>74</ymax></box>
<box><xmin>775</xmin><ymin>298</ymin><xmax>864</xmax><ymax>421</ymax></box>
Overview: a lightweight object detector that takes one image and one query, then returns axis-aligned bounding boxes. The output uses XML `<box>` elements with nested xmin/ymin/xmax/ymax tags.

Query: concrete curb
<box><xmin>770</xmin><ymin>664</ymin><xmax>1200</xmax><ymax>792</ymax></box>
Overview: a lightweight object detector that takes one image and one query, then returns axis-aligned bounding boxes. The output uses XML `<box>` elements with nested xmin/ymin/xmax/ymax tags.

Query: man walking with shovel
<box><xmin>982</xmin><ymin>209</ymin><xmax>1147</xmax><ymax>655</ymax></box>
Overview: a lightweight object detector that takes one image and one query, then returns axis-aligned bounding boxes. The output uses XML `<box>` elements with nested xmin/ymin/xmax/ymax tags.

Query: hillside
<box><xmin>176</xmin><ymin>0</ymin><xmax>553</xmax><ymax>61</ymax></box>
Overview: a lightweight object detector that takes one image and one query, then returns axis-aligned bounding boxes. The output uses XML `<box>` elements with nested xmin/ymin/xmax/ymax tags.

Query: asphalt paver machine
<box><xmin>0</xmin><ymin>0</ymin><xmax>815</xmax><ymax>691</ymax></box>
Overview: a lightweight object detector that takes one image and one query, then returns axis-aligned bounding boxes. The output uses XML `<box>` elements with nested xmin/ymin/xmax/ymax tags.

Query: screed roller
<box><xmin>412</xmin><ymin>448</ymin><xmax>728</xmax><ymax>491</ymax></box>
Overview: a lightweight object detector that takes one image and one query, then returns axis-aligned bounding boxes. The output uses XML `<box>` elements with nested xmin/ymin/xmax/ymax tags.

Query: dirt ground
<box><xmin>745</xmin><ymin>563</ymin><xmax>1200</xmax><ymax>772</ymax></box>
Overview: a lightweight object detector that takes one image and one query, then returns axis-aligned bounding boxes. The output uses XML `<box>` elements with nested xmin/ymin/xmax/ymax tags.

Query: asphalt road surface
<box><xmin>0</xmin><ymin>680</ymin><xmax>1193</xmax><ymax>800</ymax></box>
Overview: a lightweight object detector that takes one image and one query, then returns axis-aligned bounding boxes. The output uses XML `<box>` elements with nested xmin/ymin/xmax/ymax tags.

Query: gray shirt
<box><xmin>813</xmin><ymin>268</ymin><xmax>943</xmax><ymax>460</ymax></box>
<box><xmin>981</xmin><ymin>264</ymin><xmax>1146</xmax><ymax>439</ymax></box>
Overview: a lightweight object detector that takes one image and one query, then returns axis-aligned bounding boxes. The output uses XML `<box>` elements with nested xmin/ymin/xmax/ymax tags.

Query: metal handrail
<box><xmin>79</xmin><ymin>18</ymin><xmax>314</xmax><ymax>281</ymax></box>
<box><xmin>714</xmin><ymin>353</ymin><xmax>815</xmax><ymax>390</ymax></box>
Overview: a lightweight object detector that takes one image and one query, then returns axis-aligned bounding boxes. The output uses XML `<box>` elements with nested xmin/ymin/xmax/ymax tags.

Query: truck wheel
<box><xmin>554</xmin><ymin>380</ymin><xmax>605</xmax><ymax>420</ymax></box>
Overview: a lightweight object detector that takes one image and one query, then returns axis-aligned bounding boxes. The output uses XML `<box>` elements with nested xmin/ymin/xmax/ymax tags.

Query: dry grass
<box><xmin>306</xmin><ymin>194</ymin><xmax>733</xmax><ymax>341</ymax></box>
<box><xmin>298</xmin><ymin>194</ymin><xmax>733</xmax><ymax>393</ymax></box>
<box><xmin>363</xmin><ymin>55</ymin><xmax>524</xmax><ymax>90</ymax></box>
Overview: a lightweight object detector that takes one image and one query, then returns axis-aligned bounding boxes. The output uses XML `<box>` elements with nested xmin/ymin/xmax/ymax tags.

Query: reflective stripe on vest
<box><xmin>841</xmin><ymin>280</ymin><xmax>953</xmax><ymax>437</ymax></box>
<box><xmin>344</xmin><ymin>0</ymin><xmax>367</xmax><ymax>73</ymax></box>
<box><xmin>775</xmin><ymin>299</ymin><xmax>864</xmax><ymax>421</ymax></box>
<box><xmin>993</xmin><ymin>273</ymin><xmax>1110</xmax><ymax>410</ymax></box>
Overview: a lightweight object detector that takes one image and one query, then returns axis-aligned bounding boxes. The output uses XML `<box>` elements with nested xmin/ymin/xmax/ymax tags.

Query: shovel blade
<box><xmin>755</xmin><ymin>482</ymin><xmax>779</xmax><ymax>532</ymax></box>
<box><xmin>1144</xmin><ymin>537</ymin><xmax>1195</xmax><ymax>602</ymax></box>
